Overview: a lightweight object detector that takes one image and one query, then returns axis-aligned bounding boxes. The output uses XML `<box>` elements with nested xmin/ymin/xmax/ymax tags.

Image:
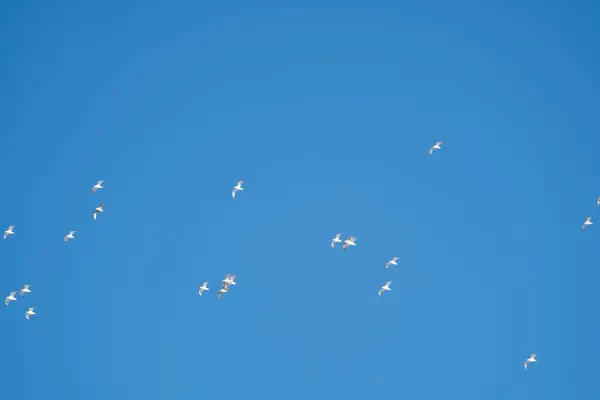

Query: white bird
<box><xmin>20</xmin><ymin>285</ymin><xmax>31</xmax><ymax>297</ymax></box>
<box><xmin>330</xmin><ymin>233</ymin><xmax>343</xmax><ymax>248</ymax></box>
<box><xmin>524</xmin><ymin>354</ymin><xmax>537</xmax><ymax>369</ymax></box>
<box><xmin>582</xmin><ymin>216</ymin><xmax>593</xmax><ymax>231</ymax></box>
<box><xmin>342</xmin><ymin>236</ymin><xmax>358</xmax><ymax>251</ymax></box>
<box><xmin>198</xmin><ymin>282</ymin><xmax>209</xmax><ymax>296</ymax></box>
<box><xmin>597</xmin><ymin>196</ymin><xmax>599</xmax><ymax>207</ymax></box>
<box><xmin>429</xmin><ymin>141</ymin><xmax>443</xmax><ymax>156</ymax></box>
<box><xmin>5</xmin><ymin>291</ymin><xmax>17</xmax><ymax>307</ymax></box>
<box><xmin>64</xmin><ymin>231</ymin><xmax>76</xmax><ymax>243</ymax></box>
<box><xmin>378</xmin><ymin>281</ymin><xmax>393</xmax><ymax>296</ymax></box>
<box><xmin>93</xmin><ymin>204</ymin><xmax>104</xmax><ymax>220</ymax></box>
<box><xmin>25</xmin><ymin>307</ymin><xmax>35</xmax><ymax>320</ymax></box>
<box><xmin>385</xmin><ymin>257</ymin><xmax>399</xmax><ymax>269</ymax></box>
<box><xmin>92</xmin><ymin>180</ymin><xmax>104</xmax><ymax>192</ymax></box>
<box><xmin>4</xmin><ymin>225</ymin><xmax>15</xmax><ymax>240</ymax></box>
<box><xmin>218</xmin><ymin>284</ymin><xmax>229</xmax><ymax>299</ymax></box>
<box><xmin>232</xmin><ymin>180</ymin><xmax>244</xmax><ymax>199</ymax></box>
<box><xmin>222</xmin><ymin>273</ymin><xmax>237</xmax><ymax>286</ymax></box>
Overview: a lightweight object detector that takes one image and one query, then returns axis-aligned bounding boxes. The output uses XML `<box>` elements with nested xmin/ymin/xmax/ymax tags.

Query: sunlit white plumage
<box><xmin>5</xmin><ymin>291</ymin><xmax>17</xmax><ymax>307</ymax></box>
<box><xmin>342</xmin><ymin>236</ymin><xmax>357</xmax><ymax>251</ymax></box>
<box><xmin>4</xmin><ymin>225</ymin><xmax>15</xmax><ymax>240</ymax></box>
<box><xmin>64</xmin><ymin>231</ymin><xmax>76</xmax><ymax>243</ymax></box>
<box><xmin>218</xmin><ymin>284</ymin><xmax>229</xmax><ymax>299</ymax></box>
<box><xmin>222</xmin><ymin>273</ymin><xmax>237</xmax><ymax>286</ymax></box>
<box><xmin>25</xmin><ymin>307</ymin><xmax>35</xmax><ymax>320</ymax></box>
<box><xmin>92</xmin><ymin>180</ymin><xmax>104</xmax><ymax>192</ymax></box>
<box><xmin>20</xmin><ymin>285</ymin><xmax>31</xmax><ymax>297</ymax></box>
<box><xmin>429</xmin><ymin>141</ymin><xmax>443</xmax><ymax>156</ymax></box>
<box><xmin>597</xmin><ymin>196</ymin><xmax>599</xmax><ymax>207</ymax></box>
<box><xmin>582</xmin><ymin>216</ymin><xmax>593</xmax><ymax>231</ymax></box>
<box><xmin>232</xmin><ymin>180</ymin><xmax>244</xmax><ymax>199</ymax></box>
<box><xmin>330</xmin><ymin>233</ymin><xmax>343</xmax><ymax>248</ymax></box>
<box><xmin>198</xmin><ymin>282</ymin><xmax>209</xmax><ymax>296</ymax></box>
<box><xmin>93</xmin><ymin>204</ymin><xmax>104</xmax><ymax>220</ymax></box>
<box><xmin>524</xmin><ymin>354</ymin><xmax>537</xmax><ymax>369</ymax></box>
<box><xmin>378</xmin><ymin>281</ymin><xmax>393</xmax><ymax>296</ymax></box>
<box><xmin>385</xmin><ymin>257</ymin><xmax>399</xmax><ymax>269</ymax></box>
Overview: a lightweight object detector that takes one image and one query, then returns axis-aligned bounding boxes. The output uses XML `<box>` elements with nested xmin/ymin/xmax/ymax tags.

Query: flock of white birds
<box><xmin>5</xmin><ymin>142</ymin><xmax>597</xmax><ymax>371</ymax></box>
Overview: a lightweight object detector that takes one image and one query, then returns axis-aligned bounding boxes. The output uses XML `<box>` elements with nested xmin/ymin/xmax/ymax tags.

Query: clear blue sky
<box><xmin>0</xmin><ymin>1</ymin><xmax>598</xmax><ymax>398</ymax></box>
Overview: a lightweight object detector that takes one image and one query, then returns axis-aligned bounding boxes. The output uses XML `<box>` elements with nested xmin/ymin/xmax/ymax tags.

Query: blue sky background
<box><xmin>0</xmin><ymin>0</ymin><xmax>598</xmax><ymax>398</ymax></box>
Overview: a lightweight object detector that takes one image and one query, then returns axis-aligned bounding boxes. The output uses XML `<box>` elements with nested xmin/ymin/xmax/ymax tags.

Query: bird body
<box><xmin>20</xmin><ymin>285</ymin><xmax>31</xmax><ymax>297</ymax></box>
<box><xmin>378</xmin><ymin>281</ymin><xmax>393</xmax><ymax>296</ymax></box>
<box><xmin>331</xmin><ymin>233</ymin><xmax>343</xmax><ymax>248</ymax></box>
<box><xmin>385</xmin><ymin>257</ymin><xmax>399</xmax><ymax>269</ymax></box>
<box><xmin>429</xmin><ymin>141</ymin><xmax>443</xmax><ymax>155</ymax></box>
<box><xmin>25</xmin><ymin>307</ymin><xmax>35</xmax><ymax>320</ymax></box>
<box><xmin>93</xmin><ymin>204</ymin><xmax>104</xmax><ymax>220</ymax></box>
<box><xmin>524</xmin><ymin>354</ymin><xmax>537</xmax><ymax>369</ymax></box>
<box><xmin>199</xmin><ymin>282</ymin><xmax>209</xmax><ymax>296</ymax></box>
<box><xmin>232</xmin><ymin>180</ymin><xmax>244</xmax><ymax>199</ymax></box>
<box><xmin>582</xmin><ymin>216</ymin><xmax>593</xmax><ymax>231</ymax></box>
<box><xmin>64</xmin><ymin>231</ymin><xmax>76</xmax><ymax>243</ymax></box>
<box><xmin>92</xmin><ymin>180</ymin><xmax>104</xmax><ymax>192</ymax></box>
<box><xmin>5</xmin><ymin>291</ymin><xmax>17</xmax><ymax>307</ymax></box>
<box><xmin>343</xmin><ymin>236</ymin><xmax>358</xmax><ymax>250</ymax></box>
<box><xmin>4</xmin><ymin>225</ymin><xmax>15</xmax><ymax>240</ymax></box>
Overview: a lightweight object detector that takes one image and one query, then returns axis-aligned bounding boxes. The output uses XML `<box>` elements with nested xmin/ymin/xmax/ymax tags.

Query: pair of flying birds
<box><xmin>198</xmin><ymin>273</ymin><xmax>238</xmax><ymax>299</ymax></box>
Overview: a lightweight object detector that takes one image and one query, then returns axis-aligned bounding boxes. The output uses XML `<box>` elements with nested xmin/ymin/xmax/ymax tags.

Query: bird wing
<box><xmin>10</xmin><ymin>291</ymin><xmax>17</xmax><ymax>297</ymax></box>
<box><xmin>98</xmin><ymin>180</ymin><xmax>104</xmax><ymax>185</ymax></box>
<box><xmin>378</xmin><ymin>288</ymin><xmax>384</xmax><ymax>296</ymax></box>
<box><xmin>93</xmin><ymin>212</ymin><xmax>97</xmax><ymax>220</ymax></box>
<box><xmin>238</xmin><ymin>180</ymin><xmax>244</xmax><ymax>185</ymax></box>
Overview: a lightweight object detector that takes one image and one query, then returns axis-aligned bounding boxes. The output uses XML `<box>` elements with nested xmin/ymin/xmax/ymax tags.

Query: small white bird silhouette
<box><xmin>385</xmin><ymin>257</ymin><xmax>399</xmax><ymax>269</ymax></box>
<box><xmin>222</xmin><ymin>273</ymin><xmax>237</xmax><ymax>286</ymax></box>
<box><xmin>232</xmin><ymin>180</ymin><xmax>244</xmax><ymax>199</ymax></box>
<box><xmin>25</xmin><ymin>307</ymin><xmax>35</xmax><ymax>320</ymax></box>
<box><xmin>378</xmin><ymin>281</ymin><xmax>393</xmax><ymax>296</ymax></box>
<box><xmin>597</xmin><ymin>196</ymin><xmax>599</xmax><ymax>207</ymax></box>
<box><xmin>20</xmin><ymin>285</ymin><xmax>31</xmax><ymax>297</ymax></box>
<box><xmin>524</xmin><ymin>354</ymin><xmax>537</xmax><ymax>369</ymax></box>
<box><xmin>429</xmin><ymin>141</ymin><xmax>443</xmax><ymax>156</ymax></box>
<box><xmin>330</xmin><ymin>233</ymin><xmax>343</xmax><ymax>248</ymax></box>
<box><xmin>342</xmin><ymin>236</ymin><xmax>358</xmax><ymax>251</ymax></box>
<box><xmin>582</xmin><ymin>216</ymin><xmax>593</xmax><ymax>231</ymax></box>
<box><xmin>64</xmin><ymin>231</ymin><xmax>76</xmax><ymax>243</ymax></box>
<box><xmin>93</xmin><ymin>204</ymin><xmax>104</xmax><ymax>220</ymax></box>
<box><xmin>5</xmin><ymin>291</ymin><xmax>17</xmax><ymax>307</ymax></box>
<box><xmin>4</xmin><ymin>225</ymin><xmax>15</xmax><ymax>240</ymax></box>
<box><xmin>218</xmin><ymin>284</ymin><xmax>229</xmax><ymax>299</ymax></box>
<box><xmin>198</xmin><ymin>282</ymin><xmax>209</xmax><ymax>296</ymax></box>
<box><xmin>92</xmin><ymin>180</ymin><xmax>104</xmax><ymax>192</ymax></box>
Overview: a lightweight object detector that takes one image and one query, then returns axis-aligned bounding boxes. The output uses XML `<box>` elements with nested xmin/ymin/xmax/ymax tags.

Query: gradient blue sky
<box><xmin>1</xmin><ymin>1</ymin><xmax>598</xmax><ymax>399</ymax></box>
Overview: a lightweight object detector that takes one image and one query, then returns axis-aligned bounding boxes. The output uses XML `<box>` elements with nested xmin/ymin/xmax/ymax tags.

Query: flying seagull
<box><xmin>4</xmin><ymin>225</ymin><xmax>15</xmax><ymax>240</ymax></box>
<box><xmin>25</xmin><ymin>307</ymin><xmax>35</xmax><ymax>320</ymax></box>
<box><xmin>330</xmin><ymin>233</ymin><xmax>343</xmax><ymax>248</ymax></box>
<box><xmin>222</xmin><ymin>273</ymin><xmax>237</xmax><ymax>287</ymax></box>
<box><xmin>524</xmin><ymin>354</ymin><xmax>537</xmax><ymax>370</ymax></box>
<box><xmin>429</xmin><ymin>141</ymin><xmax>443</xmax><ymax>156</ymax></box>
<box><xmin>5</xmin><ymin>291</ymin><xmax>17</xmax><ymax>307</ymax></box>
<box><xmin>378</xmin><ymin>281</ymin><xmax>393</xmax><ymax>296</ymax></box>
<box><xmin>232</xmin><ymin>180</ymin><xmax>244</xmax><ymax>199</ymax></box>
<box><xmin>92</xmin><ymin>180</ymin><xmax>104</xmax><ymax>192</ymax></box>
<box><xmin>218</xmin><ymin>283</ymin><xmax>229</xmax><ymax>299</ymax></box>
<box><xmin>20</xmin><ymin>285</ymin><xmax>31</xmax><ymax>297</ymax></box>
<box><xmin>385</xmin><ymin>257</ymin><xmax>399</xmax><ymax>269</ymax></box>
<box><xmin>64</xmin><ymin>231</ymin><xmax>76</xmax><ymax>243</ymax></box>
<box><xmin>582</xmin><ymin>216</ymin><xmax>593</xmax><ymax>231</ymax></box>
<box><xmin>198</xmin><ymin>282</ymin><xmax>209</xmax><ymax>296</ymax></box>
<box><xmin>342</xmin><ymin>236</ymin><xmax>358</xmax><ymax>251</ymax></box>
<box><xmin>93</xmin><ymin>204</ymin><xmax>104</xmax><ymax>220</ymax></box>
